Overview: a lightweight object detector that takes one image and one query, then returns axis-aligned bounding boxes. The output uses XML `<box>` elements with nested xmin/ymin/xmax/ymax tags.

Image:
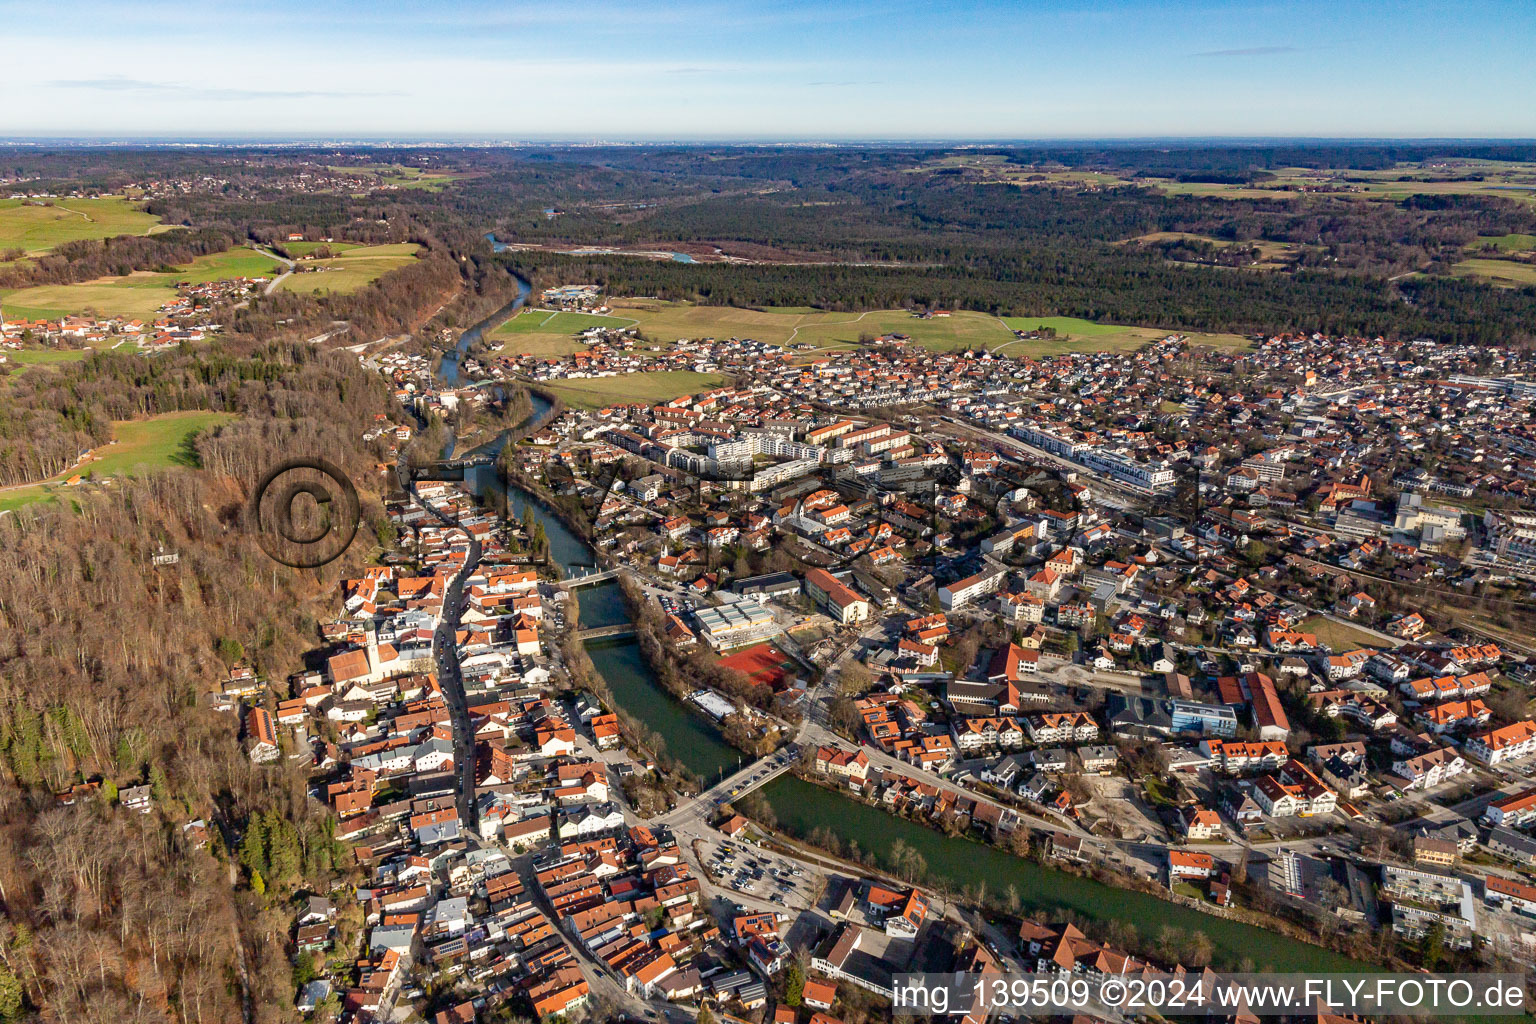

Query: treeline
<box><xmin>0</xmin><ymin>345</ymin><xmax>398</xmax><ymax>1023</ymax></box>
<box><xmin>0</xmin><ymin>341</ymin><xmax>394</xmax><ymax>489</ymax></box>
<box><xmin>506</xmin><ymin>246</ymin><xmax>1536</xmax><ymax>348</ymax></box>
<box><xmin>0</xmin><ymin>226</ymin><xmax>243</xmax><ymax>289</ymax></box>
<box><xmin>493</xmin><ymin>176</ymin><xmax>1536</xmax><ymax>277</ymax></box>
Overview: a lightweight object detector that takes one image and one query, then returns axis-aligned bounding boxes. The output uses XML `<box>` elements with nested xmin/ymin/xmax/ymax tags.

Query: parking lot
<box><xmin>698</xmin><ymin>835</ymin><xmax>825</xmax><ymax>909</ymax></box>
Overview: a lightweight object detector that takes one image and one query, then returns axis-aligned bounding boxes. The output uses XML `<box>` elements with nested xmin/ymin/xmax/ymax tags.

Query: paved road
<box><xmin>410</xmin><ymin>482</ymin><xmax>483</xmax><ymax>830</ymax></box>
<box><xmin>252</xmin><ymin>245</ymin><xmax>295</xmax><ymax>295</ymax></box>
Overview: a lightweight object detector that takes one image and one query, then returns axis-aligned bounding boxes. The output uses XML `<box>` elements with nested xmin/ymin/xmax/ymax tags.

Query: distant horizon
<box><xmin>5</xmin><ymin>0</ymin><xmax>1532</xmax><ymax>139</ymax></box>
<box><xmin>4</xmin><ymin>135</ymin><xmax>1536</xmax><ymax>149</ymax></box>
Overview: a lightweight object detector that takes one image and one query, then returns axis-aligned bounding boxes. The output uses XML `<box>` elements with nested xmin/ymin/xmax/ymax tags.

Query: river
<box><xmin>759</xmin><ymin>776</ymin><xmax>1367</xmax><ymax>973</ymax></box>
<box><xmin>448</xmin><ymin>245</ymin><xmax>1369</xmax><ymax>976</ymax></box>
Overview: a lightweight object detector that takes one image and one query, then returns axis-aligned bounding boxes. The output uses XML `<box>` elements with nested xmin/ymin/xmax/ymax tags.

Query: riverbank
<box><xmin>752</xmin><ymin>774</ymin><xmax>1378</xmax><ymax>974</ymax></box>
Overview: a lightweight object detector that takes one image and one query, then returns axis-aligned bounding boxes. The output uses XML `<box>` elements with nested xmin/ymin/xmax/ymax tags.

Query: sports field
<box><xmin>0</xmin><ymin>197</ymin><xmax>161</xmax><ymax>254</ymax></box>
<box><xmin>1451</xmin><ymin>258</ymin><xmax>1536</xmax><ymax>288</ymax></box>
<box><xmin>0</xmin><ymin>410</ymin><xmax>233</xmax><ymax>512</ymax></box>
<box><xmin>535</xmin><ymin>371</ymin><xmax>726</xmax><ymax>410</ymax></box>
<box><xmin>277</xmin><ymin>243</ymin><xmax>421</xmax><ymax>295</ymax></box>
<box><xmin>0</xmin><ymin>247</ymin><xmax>287</xmax><ymax>322</ymax></box>
<box><xmin>717</xmin><ymin>643</ymin><xmax>797</xmax><ymax>689</ymax></box>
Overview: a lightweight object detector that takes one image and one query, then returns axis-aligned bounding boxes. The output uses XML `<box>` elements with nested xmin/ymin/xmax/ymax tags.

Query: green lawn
<box><xmin>0</xmin><ymin>410</ymin><xmax>233</xmax><ymax>511</ymax></box>
<box><xmin>278</xmin><ymin>243</ymin><xmax>421</xmax><ymax>295</ymax></box>
<box><xmin>0</xmin><ymin>197</ymin><xmax>161</xmax><ymax>254</ymax></box>
<box><xmin>0</xmin><ymin>246</ymin><xmax>285</xmax><ymax>322</ymax></box>
<box><xmin>536</xmin><ymin>371</ymin><xmax>727</xmax><ymax>410</ymax></box>
<box><xmin>1451</xmin><ymin>258</ymin><xmax>1536</xmax><ymax>289</ymax></box>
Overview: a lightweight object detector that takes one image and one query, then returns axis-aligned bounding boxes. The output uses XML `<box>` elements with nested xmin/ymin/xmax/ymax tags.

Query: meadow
<box><xmin>277</xmin><ymin>243</ymin><xmax>421</xmax><ymax>295</ymax></box>
<box><xmin>1466</xmin><ymin>233</ymin><xmax>1536</xmax><ymax>253</ymax></box>
<box><xmin>492</xmin><ymin>309</ymin><xmax>639</xmax><ymax>356</ymax></box>
<box><xmin>0</xmin><ymin>247</ymin><xmax>287</xmax><ymax>323</ymax></box>
<box><xmin>493</xmin><ymin>300</ymin><xmax>1249</xmax><ymax>358</ymax></box>
<box><xmin>0</xmin><ymin>410</ymin><xmax>233</xmax><ymax>512</ymax></box>
<box><xmin>0</xmin><ymin>348</ymin><xmax>91</xmax><ymax>375</ymax></box>
<box><xmin>608</xmin><ymin>301</ymin><xmax>1020</xmax><ymax>351</ymax></box>
<box><xmin>1450</xmin><ymin>258</ymin><xmax>1536</xmax><ymax>289</ymax></box>
<box><xmin>0</xmin><ymin>196</ymin><xmax>161</xmax><ymax>254</ymax></box>
<box><xmin>284</xmin><ymin>241</ymin><xmax>363</xmax><ymax>257</ymax></box>
<box><xmin>534</xmin><ymin>371</ymin><xmax>727</xmax><ymax>410</ymax></box>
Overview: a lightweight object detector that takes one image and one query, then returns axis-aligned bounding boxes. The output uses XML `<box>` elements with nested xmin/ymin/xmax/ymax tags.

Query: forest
<box><xmin>0</xmin><ymin>344</ymin><xmax>398</xmax><ymax>1023</ymax></box>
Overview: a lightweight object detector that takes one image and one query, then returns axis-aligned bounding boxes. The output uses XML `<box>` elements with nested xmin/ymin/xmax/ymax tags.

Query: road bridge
<box><xmin>573</xmin><ymin>624</ymin><xmax>637</xmax><ymax>641</ymax></box>
<box><xmin>557</xmin><ymin>567</ymin><xmax>623</xmax><ymax>588</ymax></box>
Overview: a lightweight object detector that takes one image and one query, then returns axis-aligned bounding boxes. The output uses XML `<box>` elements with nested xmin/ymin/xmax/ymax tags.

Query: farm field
<box><xmin>284</xmin><ymin>241</ymin><xmax>363</xmax><ymax>257</ymax></box>
<box><xmin>0</xmin><ymin>196</ymin><xmax>161</xmax><ymax>254</ymax></box>
<box><xmin>1</xmin><ymin>348</ymin><xmax>92</xmax><ymax>374</ymax></box>
<box><xmin>1466</xmin><ymin>233</ymin><xmax>1536</xmax><ymax>253</ymax></box>
<box><xmin>998</xmin><ymin>315</ymin><xmax>1250</xmax><ymax>353</ymax></box>
<box><xmin>498</xmin><ymin>300</ymin><xmax>1249</xmax><ymax>357</ymax></box>
<box><xmin>277</xmin><ymin>243</ymin><xmax>421</xmax><ymax>295</ymax></box>
<box><xmin>326</xmin><ymin>164</ymin><xmax>458</xmax><ymax>192</ymax></box>
<box><xmin>1451</xmin><ymin>258</ymin><xmax>1536</xmax><ymax>288</ymax></box>
<box><xmin>606</xmin><ymin>300</ymin><xmax>1010</xmax><ymax>351</ymax></box>
<box><xmin>0</xmin><ymin>410</ymin><xmax>233</xmax><ymax>512</ymax></box>
<box><xmin>534</xmin><ymin>371</ymin><xmax>726</xmax><ymax>410</ymax></box>
<box><xmin>0</xmin><ymin>246</ymin><xmax>286</xmax><ymax>322</ymax></box>
<box><xmin>1118</xmin><ymin>231</ymin><xmax>1308</xmax><ymax>268</ymax></box>
<box><xmin>492</xmin><ymin>308</ymin><xmax>638</xmax><ymax>356</ymax></box>
<box><xmin>1297</xmin><ymin>615</ymin><xmax>1386</xmax><ymax>652</ymax></box>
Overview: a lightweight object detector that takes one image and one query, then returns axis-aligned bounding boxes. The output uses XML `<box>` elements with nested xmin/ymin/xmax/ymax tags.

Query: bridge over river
<box><xmin>573</xmin><ymin>624</ymin><xmax>636</xmax><ymax>641</ymax></box>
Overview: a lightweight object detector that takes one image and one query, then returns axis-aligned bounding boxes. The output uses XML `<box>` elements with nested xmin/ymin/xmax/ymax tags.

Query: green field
<box><xmin>0</xmin><ymin>247</ymin><xmax>286</xmax><ymax>322</ymax></box>
<box><xmin>493</xmin><ymin>308</ymin><xmax>640</xmax><ymax>357</ymax></box>
<box><xmin>326</xmin><ymin>164</ymin><xmax>457</xmax><ymax>192</ymax></box>
<box><xmin>1</xmin><ymin>348</ymin><xmax>91</xmax><ymax>373</ymax></box>
<box><xmin>1467</xmin><ymin>233</ymin><xmax>1536</xmax><ymax>253</ymax></box>
<box><xmin>998</xmin><ymin>315</ymin><xmax>1249</xmax><ymax>353</ymax></box>
<box><xmin>536</xmin><ymin>371</ymin><xmax>727</xmax><ymax>410</ymax></box>
<box><xmin>1451</xmin><ymin>258</ymin><xmax>1536</xmax><ymax>289</ymax></box>
<box><xmin>1119</xmin><ymin>231</ymin><xmax>1307</xmax><ymax>269</ymax></box>
<box><xmin>277</xmin><ymin>243</ymin><xmax>421</xmax><ymax>295</ymax></box>
<box><xmin>0</xmin><ymin>410</ymin><xmax>234</xmax><ymax>512</ymax></box>
<box><xmin>501</xmin><ymin>299</ymin><xmax>1248</xmax><ymax>357</ymax></box>
<box><xmin>284</xmin><ymin>241</ymin><xmax>364</xmax><ymax>257</ymax></box>
<box><xmin>0</xmin><ymin>197</ymin><xmax>161</xmax><ymax>254</ymax></box>
<box><xmin>605</xmin><ymin>300</ymin><xmax>1010</xmax><ymax>352</ymax></box>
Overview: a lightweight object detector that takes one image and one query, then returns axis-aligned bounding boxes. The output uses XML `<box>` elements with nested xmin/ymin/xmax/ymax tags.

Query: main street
<box><xmin>410</xmin><ymin>476</ymin><xmax>483</xmax><ymax>830</ymax></box>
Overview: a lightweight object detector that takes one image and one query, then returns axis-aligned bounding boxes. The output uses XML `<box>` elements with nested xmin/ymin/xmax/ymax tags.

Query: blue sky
<box><xmin>4</xmin><ymin>0</ymin><xmax>1533</xmax><ymax>139</ymax></box>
